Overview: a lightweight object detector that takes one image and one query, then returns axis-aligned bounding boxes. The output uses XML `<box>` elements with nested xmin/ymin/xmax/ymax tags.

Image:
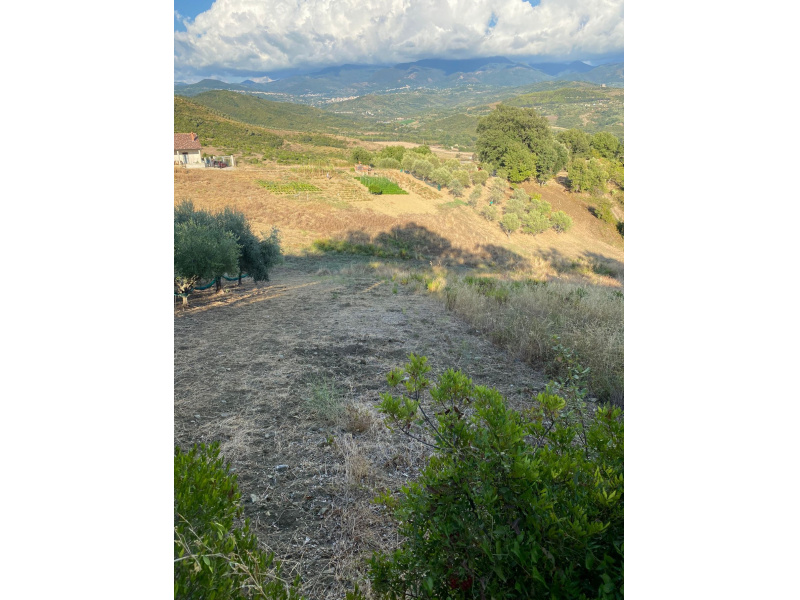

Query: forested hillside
<box><xmin>184</xmin><ymin>90</ymin><xmax>368</xmax><ymax>134</ymax></box>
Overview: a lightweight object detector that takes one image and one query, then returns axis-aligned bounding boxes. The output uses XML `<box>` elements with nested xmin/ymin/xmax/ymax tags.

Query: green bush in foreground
<box><xmin>175</xmin><ymin>443</ymin><xmax>302</xmax><ymax>600</ymax></box>
<box><xmin>370</xmin><ymin>355</ymin><xmax>624</xmax><ymax>600</ymax></box>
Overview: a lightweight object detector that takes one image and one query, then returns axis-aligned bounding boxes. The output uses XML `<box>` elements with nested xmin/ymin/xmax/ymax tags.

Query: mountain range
<box><xmin>175</xmin><ymin>57</ymin><xmax>623</xmax><ymax>105</ymax></box>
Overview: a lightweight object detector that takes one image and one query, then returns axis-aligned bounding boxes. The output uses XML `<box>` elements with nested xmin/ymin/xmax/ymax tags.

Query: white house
<box><xmin>174</xmin><ymin>132</ymin><xmax>203</xmax><ymax>166</ymax></box>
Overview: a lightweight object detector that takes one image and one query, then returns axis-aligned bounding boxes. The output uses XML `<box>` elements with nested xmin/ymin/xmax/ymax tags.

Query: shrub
<box><xmin>370</xmin><ymin>356</ymin><xmax>624</xmax><ymax>600</ymax></box>
<box><xmin>175</xmin><ymin>443</ymin><xmax>302</xmax><ymax>600</ymax></box>
<box><xmin>489</xmin><ymin>178</ymin><xmax>507</xmax><ymax>195</ymax></box>
<box><xmin>467</xmin><ymin>187</ymin><xmax>482</xmax><ymax>207</ymax></box>
<box><xmin>378</xmin><ymin>145</ymin><xmax>407</xmax><ymax>162</ymax></box>
<box><xmin>504</xmin><ymin>197</ymin><xmax>526</xmax><ymax>217</ymax></box>
<box><xmin>448</xmin><ymin>179</ymin><xmax>465</xmax><ymax>198</ymax></box>
<box><xmin>500</xmin><ymin>212</ymin><xmax>521</xmax><ymax>234</ymax></box>
<box><xmin>412</xmin><ymin>159</ymin><xmax>434</xmax><ymax>180</ymax></box>
<box><xmin>593</xmin><ymin>200</ymin><xmax>616</xmax><ymax>225</ymax></box>
<box><xmin>401</xmin><ymin>154</ymin><xmax>417</xmax><ymax>172</ymax></box>
<box><xmin>617</xmin><ymin>221</ymin><xmax>624</xmax><ymax>237</ymax></box>
<box><xmin>551</xmin><ymin>210</ymin><xmax>573</xmax><ymax>233</ymax></box>
<box><xmin>529</xmin><ymin>197</ymin><xmax>551</xmax><ymax>215</ymax></box>
<box><xmin>431</xmin><ymin>167</ymin><xmax>453</xmax><ymax>187</ymax></box>
<box><xmin>470</xmin><ymin>170</ymin><xmax>489</xmax><ymax>186</ymax></box>
<box><xmin>521</xmin><ymin>211</ymin><xmax>551</xmax><ymax>235</ymax></box>
<box><xmin>480</xmin><ymin>205</ymin><xmax>498</xmax><ymax>222</ymax></box>
<box><xmin>376</xmin><ymin>157</ymin><xmax>401</xmax><ymax>169</ymax></box>
<box><xmin>368</xmin><ymin>183</ymin><xmax>383</xmax><ymax>195</ymax></box>
<box><xmin>452</xmin><ymin>170</ymin><xmax>471</xmax><ymax>188</ymax></box>
<box><xmin>511</xmin><ymin>188</ymin><xmax>529</xmax><ymax>203</ymax></box>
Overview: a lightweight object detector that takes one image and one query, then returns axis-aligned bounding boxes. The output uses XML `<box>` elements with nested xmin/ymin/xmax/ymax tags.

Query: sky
<box><xmin>174</xmin><ymin>0</ymin><xmax>623</xmax><ymax>82</ymax></box>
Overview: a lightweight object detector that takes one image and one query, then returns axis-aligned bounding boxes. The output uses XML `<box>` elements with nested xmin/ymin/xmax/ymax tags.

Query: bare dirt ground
<box><xmin>174</xmin><ymin>255</ymin><xmax>549</xmax><ymax>599</ymax></box>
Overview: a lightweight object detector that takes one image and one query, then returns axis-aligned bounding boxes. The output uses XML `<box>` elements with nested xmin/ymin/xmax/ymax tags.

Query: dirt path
<box><xmin>174</xmin><ymin>256</ymin><xmax>547</xmax><ymax>598</ymax></box>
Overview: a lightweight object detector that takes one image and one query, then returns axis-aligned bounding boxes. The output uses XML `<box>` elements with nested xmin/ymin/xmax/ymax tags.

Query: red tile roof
<box><xmin>175</xmin><ymin>132</ymin><xmax>201</xmax><ymax>150</ymax></box>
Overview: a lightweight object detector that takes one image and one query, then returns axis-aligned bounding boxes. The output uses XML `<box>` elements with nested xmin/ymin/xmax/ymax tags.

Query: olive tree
<box><xmin>174</xmin><ymin>220</ymin><xmax>239</xmax><ymax>307</ymax></box>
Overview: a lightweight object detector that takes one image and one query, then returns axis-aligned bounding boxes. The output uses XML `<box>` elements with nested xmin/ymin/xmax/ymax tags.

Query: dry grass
<box><xmin>175</xmin><ymin>163</ymin><xmax>623</xmax><ymax>279</ymax></box>
<box><xmin>197</xmin><ymin>414</ymin><xmax>256</xmax><ymax>462</ymax></box>
<box><xmin>337</xmin><ymin>434</ymin><xmax>375</xmax><ymax>487</ymax></box>
<box><xmin>444</xmin><ymin>276</ymin><xmax>624</xmax><ymax>404</ymax></box>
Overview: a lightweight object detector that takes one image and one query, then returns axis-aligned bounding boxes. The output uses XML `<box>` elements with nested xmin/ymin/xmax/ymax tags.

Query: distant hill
<box><xmin>182</xmin><ymin>90</ymin><xmax>370</xmax><ymax>134</ymax></box>
<box><xmin>174</xmin><ymin>78</ymin><xmax>247</xmax><ymax>94</ymax></box>
<box><xmin>175</xmin><ymin>58</ymin><xmax>623</xmax><ymax>108</ymax></box>
<box><xmin>527</xmin><ymin>61</ymin><xmax>595</xmax><ymax>77</ymax></box>
<box><xmin>504</xmin><ymin>83</ymin><xmax>623</xmax><ymax>138</ymax></box>
<box><xmin>393</xmin><ymin>56</ymin><xmax>517</xmax><ymax>75</ymax></box>
<box><xmin>174</xmin><ymin>95</ymin><xmax>285</xmax><ymax>155</ymax></box>
<box><xmin>256</xmin><ymin>58</ymin><xmax>550</xmax><ymax>98</ymax></box>
<box><xmin>571</xmin><ymin>63</ymin><xmax>624</xmax><ymax>87</ymax></box>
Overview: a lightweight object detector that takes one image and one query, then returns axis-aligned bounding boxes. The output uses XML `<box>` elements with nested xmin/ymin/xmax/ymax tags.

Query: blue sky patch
<box><xmin>486</xmin><ymin>12</ymin><xmax>498</xmax><ymax>33</ymax></box>
<box><xmin>174</xmin><ymin>0</ymin><xmax>216</xmax><ymax>32</ymax></box>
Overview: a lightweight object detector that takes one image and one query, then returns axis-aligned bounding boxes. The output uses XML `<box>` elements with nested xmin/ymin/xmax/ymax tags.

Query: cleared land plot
<box><xmin>175</xmin><ymin>164</ymin><xmax>623</xmax><ymax>283</ymax></box>
<box><xmin>174</xmin><ymin>256</ymin><xmax>549</xmax><ymax>599</ymax></box>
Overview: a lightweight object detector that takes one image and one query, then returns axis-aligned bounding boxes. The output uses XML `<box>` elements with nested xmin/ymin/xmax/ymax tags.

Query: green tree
<box><xmin>521</xmin><ymin>211</ymin><xmax>551</xmax><ymax>235</ymax></box>
<box><xmin>556</xmin><ymin>128</ymin><xmax>591</xmax><ymax>158</ymax></box>
<box><xmin>411</xmin><ymin>144</ymin><xmax>432</xmax><ymax>155</ymax></box>
<box><xmin>500</xmin><ymin>212</ymin><xmax>521</xmax><ymax>234</ymax></box>
<box><xmin>378</xmin><ymin>145</ymin><xmax>406</xmax><ymax>162</ymax></box>
<box><xmin>511</xmin><ymin>188</ymin><xmax>529</xmax><ymax>203</ymax></box>
<box><xmin>452</xmin><ymin>170</ymin><xmax>471</xmax><ymax>188</ymax></box>
<box><xmin>489</xmin><ymin>178</ymin><xmax>507</xmax><ymax>195</ymax></box>
<box><xmin>608</xmin><ymin>162</ymin><xmax>624</xmax><ymax>190</ymax></box>
<box><xmin>503</xmin><ymin>142</ymin><xmax>536</xmax><ymax>183</ymax></box>
<box><xmin>215</xmin><ymin>207</ymin><xmax>281</xmax><ymax>286</ymax></box>
<box><xmin>470</xmin><ymin>170</ymin><xmax>489</xmax><ymax>186</ymax></box>
<box><xmin>413</xmin><ymin>159</ymin><xmax>434</xmax><ymax>181</ymax></box>
<box><xmin>476</xmin><ymin>105</ymin><xmax>564</xmax><ymax>183</ymax></box>
<box><xmin>351</xmin><ymin>147</ymin><xmax>373</xmax><ymax>164</ymax></box>
<box><xmin>550</xmin><ymin>210</ymin><xmax>573</xmax><ymax>233</ymax></box>
<box><xmin>567</xmin><ymin>158</ymin><xmax>608</xmax><ymax>195</ymax></box>
<box><xmin>401</xmin><ymin>153</ymin><xmax>416</xmax><ymax>172</ymax></box>
<box><xmin>467</xmin><ymin>187</ymin><xmax>482</xmax><ymax>207</ymax></box>
<box><xmin>376</xmin><ymin>157</ymin><xmax>401</xmax><ymax>169</ymax></box>
<box><xmin>590</xmin><ymin>132</ymin><xmax>622</xmax><ymax>161</ymax></box>
<box><xmin>480</xmin><ymin>205</ymin><xmax>498</xmax><ymax>222</ymax></box>
<box><xmin>448</xmin><ymin>178</ymin><xmax>465</xmax><ymax>198</ymax></box>
<box><xmin>258</xmin><ymin>227</ymin><xmax>283</xmax><ymax>282</ymax></box>
<box><xmin>174</xmin><ymin>220</ymin><xmax>240</xmax><ymax>307</ymax></box>
<box><xmin>431</xmin><ymin>167</ymin><xmax>453</xmax><ymax>187</ymax></box>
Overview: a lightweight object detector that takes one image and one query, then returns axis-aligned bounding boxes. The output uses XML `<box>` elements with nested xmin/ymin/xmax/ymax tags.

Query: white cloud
<box><xmin>174</xmin><ymin>0</ymin><xmax>623</xmax><ymax>79</ymax></box>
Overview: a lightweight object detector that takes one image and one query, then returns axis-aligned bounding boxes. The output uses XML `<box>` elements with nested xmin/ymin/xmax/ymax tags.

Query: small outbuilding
<box><xmin>174</xmin><ymin>132</ymin><xmax>203</xmax><ymax>166</ymax></box>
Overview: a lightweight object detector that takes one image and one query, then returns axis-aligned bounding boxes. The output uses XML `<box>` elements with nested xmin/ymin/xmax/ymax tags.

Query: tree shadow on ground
<box><xmin>533</xmin><ymin>247</ymin><xmax>624</xmax><ymax>284</ymax></box>
<box><xmin>335</xmin><ymin>222</ymin><xmax>530</xmax><ymax>269</ymax></box>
